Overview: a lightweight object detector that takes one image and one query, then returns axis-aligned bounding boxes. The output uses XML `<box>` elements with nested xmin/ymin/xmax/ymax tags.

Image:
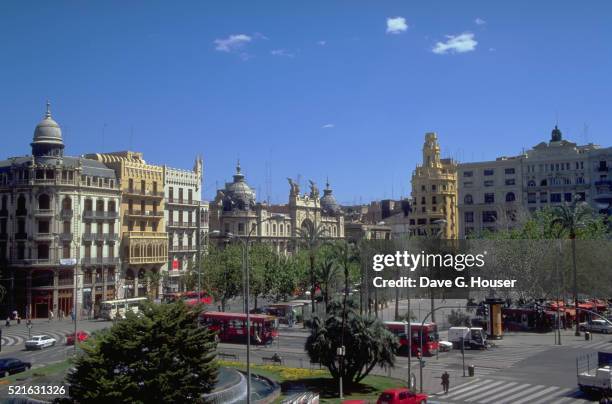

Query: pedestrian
<box><xmin>441</xmin><ymin>371</ymin><xmax>450</xmax><ymax>394</ymax></box>
<box><xmin>48</xmin><ymin>309</ymin><xmax>54</xmax><ymax>322</ymax></box>
<box><xmin>12</xmin><ymin>310</ymin><xmax>18</xmax><ymax>320</ymax></box>
<box><xmin>16</xmin><ymin>315</ymin><xmax>21</xmax><ymax>325</ymax></box>
<box><xmin>5</xmin><ymin>316</ymin><xmax>10</xmax><ymax>327</ymax></box>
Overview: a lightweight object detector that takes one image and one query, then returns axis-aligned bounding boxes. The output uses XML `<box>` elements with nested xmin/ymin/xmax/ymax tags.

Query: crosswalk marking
<box><xmin>467</xmin><ymin>381</ymin><xmax>518</xmax><ymax>402</ymax></box>
<box><xmin>449</xmin><ymin>380</ymin><xmax>505</xmax><ymax>401</ymax></box>
<box><xmin>512</xmin><ymin>386</ymin><xmax>562</xmax><ymax>404</ymax></box>
<box><xmin>441</xmin><ymin>378</ymin><xmax>586</xmax><ymax>404</ymax></box>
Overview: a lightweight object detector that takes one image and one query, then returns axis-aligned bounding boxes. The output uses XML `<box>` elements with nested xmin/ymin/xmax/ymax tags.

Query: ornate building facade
<box><xmin>457</xmin><ymin>126</ymin><xmax>612</xmax><ymax>237</ymax></box>
<box><xmin>86</xmin><ymin>151</ymin><xmax>168</xmax><ymax>299</ymax></box>
<box><xmin>163</xmin><ymin>158</ymin><xmax>204</xmax><ymax>292</ymax></box>
<box><xmin>0</xmin><ymin>104</ymin><xmax>121</xmax><ymax>318</ymax></box>
<box><xmin>408</xmin><ymin>133</ymin><xmax>458</xmax><ymax>239</ymax></box>
<box><xmin>209</xmin><ymin>163</ymin><xmax>344</xmax><ymax>250</ymax></box>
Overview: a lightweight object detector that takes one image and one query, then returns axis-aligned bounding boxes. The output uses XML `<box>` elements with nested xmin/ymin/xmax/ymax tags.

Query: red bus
<box><xmin>200</xmin><ymin>312</ymin><xmax>278</xmax><ymax>345</ymax></box>
<box><xmin>163</xmin><ymin>291</ymin><xmax>213</xmax><ymax>306</ymax></box>
<box><xmin>384</xmin><ymin>321</ymin><xmax>439</xmax><ymax>357</ymax></box>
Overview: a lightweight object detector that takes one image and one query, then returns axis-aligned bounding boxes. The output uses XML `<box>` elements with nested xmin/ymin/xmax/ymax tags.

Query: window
<box><xmin>96</xmin><ymin>199</ymin><xmax>104</xmax><ymax>212</ymax></box>
<box><xmin>463</xmin><ymin>171</ymin><xmax>473</xmax><ymax>177</ymax></box>
<box><xmin>528</xmin><ymin>180</ymin><xmax>536</xmax><ymax>187</ymax></box>
<box><xmin>421</xmin><ymin>197</ymin><xmax>426</xmax><ymax>204</ymax></box>
<box><xmin>38</xmin><ymin>220</ymin><xmax>50</xmax><ymax>233</ymax></box>
<box><xmin>37</xmin><ymin>243</ymin><xmax>50</xmax><ymax>259</ymax></box>
<box><xmin>484</xmin><ymin>180</ymin><xmax>494</xmax><ymax>187</ymax></box>
<box><xmin>140</xmin><ymin>180</ymin><xmax>146</xmax><ymax>194</ymax></box>
<box><xmin>179</xmin><ymin>188</ymin><xmax>184</xmax><ymax>202</ymax></box>
<box><xmin>464</xmin><ymin>194</ymin><xmax>473</xmax><ymax>205</ymax></box>
<box><xmin>188</xmin><ymin>189</ymin><xmax>193</xmax><ymax>203</ymax></box>
<box><xmin>139</xmin><ymin>221</ymin><xmax>146</xmax><ymax>231</ymax></box>
<box><xmin>463</xmin><ymin>181</ymin><xmax>473</xmax><ymax>188</ymax></box>
<box><xmin>62</xmin><ymin>197</ymin><xmax>72</xmax><ymax>210</ymax></box>
<box><xmin>505</xmin><ymin>179</ymin><xmax>515</xmax><ymax>186</ymax></box>
<box><xmin>464</xmin><ymin>212</ymin><xmax>474</xmax><ymax>223</ymax></box>
<box><xmin>576</xmin><ymin>192</ymin><xmax>586</xmax><ymax>201</ymax></box>
<box><xmin>484</xmin><ymin>193</ymin><xmax>495</xmax><ymax>204</ymax></box>
<box><xmin>540</xmin><ymin>192</ymin><xmax>548</xmax><ymax>203</ymax></box>
<box><xmin>540</xmin><ymin>179</ymin><xmax>547</xmax><ymax>186</ymax></box>
<box><xmin>432</xmin><ymin>196</ymin><xmax>437</xmax><ymax>204</ymax></box>
<box><xmin>417</xmin><ymin>218</ymin><xmax>426</xmax><ymax>225</ymax></box>
<box><xmin>38</xmin><ymin>194</ymin><xmax>50</xmax><ymax>210</ymax></box>
<box><xmin>169</xmin><ymin>187</ymin><xmax>174</xmax><ymax>200</ymax></box>
<box><xmin>528</xmin><ymin>193</ymin><xmax>536</xmax><ymax>204</ymax></box>
<box><xmin>128</xmin><ymin>220</ymin><xmax>134</xmax><ymax>231</ymax></box>
<box><xmin>63</xmin><ymin>243</ymin><xmax>70</xmax><ymax>259</ymax></box>
<box><xmin>482</xmin><ymin>211</ymin><xmax>497</xmax><ymax>223</ymax></box>
<box><xmin>431</xmin><ymin>184</ymin><xmax>437</xmax><ymax>191</ymax></box>
<box><xmin>576</xmin><ymin>177</ymin><xmax>585</xmax><ymax>184</ymax></box>
<box><xmin>484</xmin><ymin>169</ymin><xmax>494</xmax><ymax>176</ymax></box>
<box><xmin>550</xmin><ymin>193</ymin><xmax>562</xmax><ymax>203</ymax></box>
<box><xmin>108</xmin><ymin>200</ymin><xmax>116</xmax><ymax>212</ymax></box>
<box><xmin>504</xmin><ymin>168</ymin><xmax>515</xmax><ymax>175</ymax></box>
<box><xmin>421</xmin><ymin>185</ymin><xmax>425</xmax><ymax>191</ymax></box>
<box><xmin>238</xmin><ymin>223</ymin><xmax>245</xmax><ymax>234</ymax></box>
<box><xmin>409</xmin><ymin>219</ymin><xmax>415</xmax><ymax>225</ymax></box>
<box><xmin>506</xmin><ymin>192</ymin><xmax>516</xmax><ymax>202</ymax></box>
<box><xmin>63</xmin><ymin>221</ymin><xmax>70</xmax><ymax>234</ymax></box>
<box><xmin>564</xmin><ymin>193</ymin><xmax>572</xmax><ymax>202</ymax></box>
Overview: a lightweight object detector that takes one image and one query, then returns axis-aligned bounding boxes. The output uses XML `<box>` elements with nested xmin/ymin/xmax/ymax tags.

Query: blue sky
<box><xmin>1</xmin><ymin>1</ymin><xmax>611</xmax><ymax>204</ymax></box>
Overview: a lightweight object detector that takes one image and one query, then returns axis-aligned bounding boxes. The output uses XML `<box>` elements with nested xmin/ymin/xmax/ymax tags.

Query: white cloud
<box><xmin>475</xmin><ymin>17</ymin><xmax>487</xmax><ymax>25</ymax></box>
<box><xmin>386</xmin><ymin>17</ymin><xmax>408</xmax><ymax>34</ymax></box>
<box><xmin>322</xmin><ymin>123</ymin><xmax>335</xmax><ymax>129</ymax></box>
<box><xmin>214</xmin><ymin>34</ymin><xmax>252</xmax><ymax>52</ymax></box>
<box><xmin>432</xmin><ymin>33</ymin><xmax>477</xmax><ymax>55</ymax></box>
<box><xmin>317</xmin><ymin>40</ymin><xmax>327</xmax><ymax>46</ymax></box>
<box><xmin>270</xmin><ymin>49</ymin><xmax>295</xmax><ymax>58</ymax></box>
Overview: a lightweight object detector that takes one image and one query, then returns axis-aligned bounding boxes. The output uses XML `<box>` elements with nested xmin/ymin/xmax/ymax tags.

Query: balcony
<box><xmin>34</xmin><ymin>209</ymin><xmax>54</xmax><ymax>217</ymax></box>
<box><xmin>83</xmin><ymin>211</ymin><xmax>120</xmax><ymax>220</ymax></box>
<box><xmin>60</xmin><ymin>209</ymin><xmax>73</xmax><ymax>220</ymax></box>
<box><xmin>124</xmin><ymin>189</ymin><xmax>164</xmax><ymax>199</ymax></box>
<box><xmin>33</xmin><ymin>232</ymin><xmax>54</xmax><ymax>241</ymax></box>
<box><xmin>82</xmin><ymin>233</ymin><xmax>119</xmax><ymax>242</ymax></box>
<box><xmin>167</xmin><ymin>221</ymin><xmax>197</xmax><ymax>229</ymax></box>
<box><xmin>595</xmin><ymin>180</ymin><xmax>612</xmax><ymax>187</ymax></box>
<box><xmin>166</xmin><ymin>198</ymin><xmax>198</xmax><ymax>206</ymax></box>
<box><xmin>170</xmin><ymin>245</ymin><xmax>198</xmax><ymax>252</ymax></box>
<box><xmin>123</xmin><ymin>231</ymin><xmax>168</xmax><ymax>265</ymax></box>
<box><xmin>11</xmin><ymin>258</ymin><xmax>59</xmax><ymax>266</ymax></box>
<box><xmin>598</xmin><ymin>166</ymin><xmax>609</xmax><ymax>172</ymax></box>
<box><xmin>81</xmin><ymin>257</ymin><xmax>121</xmax><ymax>266</ymax></box>
<box><xmin>59</xmin><ymin>233</ymin><xmax>73</xmax><ymax>241</ymax></box>
<box><xmin>124</xmin><ymin>210</ymin><xmax>164</xmax><ymax>219</ymax></box>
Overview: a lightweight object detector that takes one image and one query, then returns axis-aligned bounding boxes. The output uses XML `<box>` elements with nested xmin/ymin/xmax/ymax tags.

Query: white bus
<box><xmin>99</xmin><ymin>297</ymin><xmax>148</xmax><ymax>320</ymax></box>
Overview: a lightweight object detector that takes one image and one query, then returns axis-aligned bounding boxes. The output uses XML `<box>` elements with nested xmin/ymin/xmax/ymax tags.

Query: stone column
<box><xmin>53</xmin><ymin>269</ymin><xmax>59</xmax><ymax>317</ymax></box>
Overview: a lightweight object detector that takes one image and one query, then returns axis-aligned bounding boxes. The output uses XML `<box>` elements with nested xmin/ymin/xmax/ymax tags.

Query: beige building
<box><xmin>209</xmin><ymin>163</ymin><xmax>344</xmax><ymax>251</ymax></box>
<box><xmin>0</xmin><ymin>104</ymin><xmax>121</xmax><ymax>319</ymax></box>
<box><xmin>408</xmin><ymin>133</ymin><xmax>458</xmax><ymax>239</ymax></box>
<box><xmin>457</xmin><ymin>126</ymin><xmax>612</xmax><ymax>237</ymax></box>
<box><xmin>86</xmin><ymin>151</ymin><xmax>168</xmax><ymax>298</ymax></box>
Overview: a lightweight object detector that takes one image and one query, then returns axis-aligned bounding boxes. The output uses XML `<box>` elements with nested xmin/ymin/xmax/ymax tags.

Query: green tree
<box><xmin>66</xmin><ymin>301</ymin><xmax>218</xmax><ymax>403</ymax></box>
<box><xmin>551</xmin><ymin>198</ymin><xmax>593</xmax><ymax>336</ymax></box>
<box><xmin>297</xmin><ymin>221</ymin><xmax>328</xmax><ymax>315</ymax></box>
<box><xmin>249</xmin><ymin>243</ymin><xmax>277</xmax><ymax>309</ymax></box>
<box><xmin>316</xmin><ymin>253</ymin><xmax>340</xmax><ymax>313</ymax></box>
<box><xmin>145</xmin><ymin>270</ymin><xmax>162</xmax><ymax>300</ymax></box>
<box><xmin>305</xmin><ymin>301</ymin><xmax>397</xmax><ymax>385</ymax></box>
<box><xmin>203</xmin><ymin>245</ymin><xmax>243</xmax><ymax>311</ymax></box>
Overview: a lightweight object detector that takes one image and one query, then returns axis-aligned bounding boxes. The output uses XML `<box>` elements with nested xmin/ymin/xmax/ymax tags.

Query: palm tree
<box><xmin>317</xmin><ymin>256</ymin><xmax>340</xmax><ymax>313</ymax></box>
<box><xmin>551</xmin><ymin>197</ymin><xmax>592</xmax><ymax>336</ymax></box>
<box><xmin>296</xmin><ymin>221</ymin><xmax>328</xmax><ymax>316</ymax></box>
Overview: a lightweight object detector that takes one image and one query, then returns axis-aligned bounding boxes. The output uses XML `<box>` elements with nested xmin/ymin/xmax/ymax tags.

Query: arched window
<box><xmin>464</xmin><ymin>194</ymin><xmax>473</xmax><ymax>205</ymax></box>
<box><xmin>62</xmin><ymin>197</ymin><xmax>72</xmax><ymax>210</ymax></box>
<box><xmin>38</xmin><ymin>194</ymin><xmax>50</xmax><ymax>210</ymax></box>
<box><xmin>506</xmin><ymin>192</ymin><xmax>516</xmax><ymax>202</ymax></box>
<box><xmin>272</xmin><ymin>223</ymin><xmax>277</xmax><ymax>235</ymax></box>
<box><xmin>279</xmin><ymin>224</ymin><xmax>284</xmax><ymax>236</ymax></box>
<box><xmin>528</xmin><ymin>180</ymin><xmax>536</xmax><ymax>187</ymax></box>
<box><xmin>96</xmin><ymin>199</ymin><xmax>105</xmax><ymax>212</ymax></box>
<box><xmin>84</xmin><ymin>199</ymin><xmax>93</xmax><ymax>211</ymax></box>
<box><xmin>286</xmin><ymin>224</ymin><xmax>291</xmax><ymax>235</ymax></box>
<box><xmin>108</xmin><ymin>200</ymin><xmax>116</xmax><ymax>212</ymax></box>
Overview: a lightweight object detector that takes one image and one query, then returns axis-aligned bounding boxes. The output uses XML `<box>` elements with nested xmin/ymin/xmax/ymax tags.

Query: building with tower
<box><xmin>407</xmin><ymin>133</ymin><xmax>458</xmax><ymax>239</ymax></box>
<box><xmin>0</xmin><ymin>103</ymin><xmax>121</xmax><ymax>319</ymax></box>
<box><xmin>209</xmin><ymin>163</ymin><xmax>344</xmax><ymax>251</ymax></box>
<box><xmin>163</xmin><ymin>157</ymin><xmax>204</xmax><ymax>292</ymax></box>
<box><xmin>457</xmin><ymin>126</ymin><xmax>612</xmax><ymax>237</ymax></box>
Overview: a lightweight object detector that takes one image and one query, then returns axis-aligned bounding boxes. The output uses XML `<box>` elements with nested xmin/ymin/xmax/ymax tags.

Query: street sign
<box><xmin>60</xmin><ymin>258</ymin><xmax>77</xmax><ymax>266</ymax></box>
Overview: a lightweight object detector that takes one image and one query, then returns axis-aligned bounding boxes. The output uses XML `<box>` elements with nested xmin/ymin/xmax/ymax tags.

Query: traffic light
<box><xmin>483</xmin><ymin>304</ymin><xmax>489</xmax><ymax>317</ymax></box>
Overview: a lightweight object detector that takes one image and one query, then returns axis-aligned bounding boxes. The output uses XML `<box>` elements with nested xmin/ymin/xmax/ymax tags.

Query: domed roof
<box><xmin>222</xmin><ymin>161</ymin><xmax>256</xmax><ymax>211</ymax></box>
<box><xmin>33</xmin><ymin>101</ymin><xmax>63</xmax><ymax>146</ymax></box>
<box><xmin>320</xmin><ymin>181</ymin><xmax>341</xmax><ymax>216</ymax></box>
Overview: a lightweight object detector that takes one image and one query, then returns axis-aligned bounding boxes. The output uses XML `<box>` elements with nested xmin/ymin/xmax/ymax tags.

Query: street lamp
<box><xmin>225</xmin><ymin>213</ymin><xmax>286</xmax><ymax>404</ymax></box>
<box><xmin>403</xmin><ymin>320</ymin><xmax>413</xmax><ymax>390</ymax></box>
<box><xmin>429</xmin><ymin>219</ymin><xmax>447</xmax><ymax>324</ymax></box>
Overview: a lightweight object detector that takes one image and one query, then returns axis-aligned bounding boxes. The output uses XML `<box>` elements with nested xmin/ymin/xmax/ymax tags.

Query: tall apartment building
<box><xmin>163</xmin><ymin>157</ymin><xmax>203</xmax><ymax>292</ymax></box>
<box><xmin>0</xmin><ymin>104</ymin><xmax>121</xmax><ymax>319</ymax></box>
<box><xmin>408</xmin><ymin>133</ymin><xmax>458</xmax><ymax>239</ymax></box>
<box><xmin>458</xmin><ymin>126</ymin><xmax>612</xmax><ymax>237</ymax></box>
<box><xmin>86</xmin><ymin>151</ymin><xmax>167</xmax><ymax>299</ymax></box>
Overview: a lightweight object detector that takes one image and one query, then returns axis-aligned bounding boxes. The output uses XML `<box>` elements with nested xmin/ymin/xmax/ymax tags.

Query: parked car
<box><xmin>579</xmin><ymin>319</ymin><xmax>612</xmax><ymax>334</ymax></box>
<box><xmin>377</xmin><ymin>388</ymin><xmax>428</xmax><ymax>404</ymax></box>
<box><xmin>25</xmin><ymin>335</ymin><xmax>57</xmax><ymax>350</ymax></box>
<box><xmin>66</xmin><ymin>331</ymin><xmax>89</xmax><ymax>345</ymax></box>
<box><xmin>0</xmin><ymin>358</ymin><xmax>31</xmax><ymax>377</ymax></box>
<box><xmin>439</xmin><ymin>340</ymin><xmax>453</xmax><ymax>352</ymax></box>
